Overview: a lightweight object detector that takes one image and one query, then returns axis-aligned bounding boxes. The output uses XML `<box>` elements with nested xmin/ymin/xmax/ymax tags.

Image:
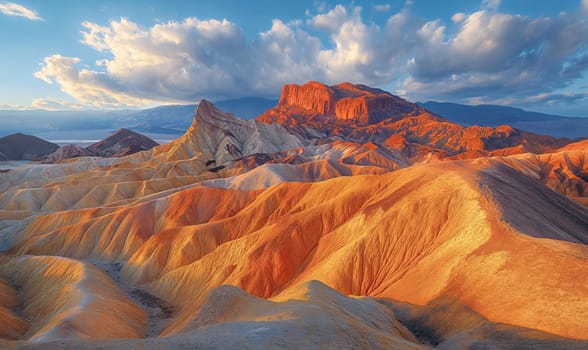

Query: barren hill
<box><xmin>87</xmin><ymin>128</ymin><xmax>159</xmax><ymax>157</ymax></box>
<box><xmin>0</xmin><ymin>82</ymin><xmax>586</xmax><ymax>349</ymax></box>
<box><xmin>0</xmin><ymin>133</ymin><xmax>59</xmax><ymax>161</ymax></box>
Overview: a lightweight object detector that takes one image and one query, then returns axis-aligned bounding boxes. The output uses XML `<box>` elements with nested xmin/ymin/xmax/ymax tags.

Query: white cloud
<box><xmin>32</xmin><ymin>4</ymin><xmax>588</xmax><ymax>111</ymax></box>
<box><xmin>31</xmin><ymin>98</ymin><xmax>89</xmax><ymax>111</ymax></box>
<box><xmin>0</xmin><ymin>103</ymin><xmax>32</xmax><ymax>110</ymax></box>
<box><xmin>309</xmin><ymin>4</ymin><xmax>348</xmax><ymax>31</ymax></box>
<box><xmin>0</xmin><ymin>2</ymin><xmax>42</xmax><ymax>20</ymax></box>
<box><xmin>404</xmin><ymin>10</ymin><xmax>588</xmax><ymax>103</ymax></box>
<box><xmin>583</xmin><ymin>0</ymin><xmax>588</xmax><ymax>11</ymax></box>
<box><xmin>451</xmin><ymin>12</ymin><xmax>466</xmax><ymax>23</ymax></box>
<box><xmin>374</xmin><ymin>4</ymin><xmax>391</xmax><ymax>12</ymax></box>
<box><xmin>481</xmin><ymin>0</ymin><xmax>501</xmax><ymax>11</ymax></box>
<box><xmin>34</xmin><ymin>54</ymin><xmax>158</xmax><ymax>108</ymax></box>
<box><xmin>35</xmin><ymin>8</ymin><xmax>414</xmax><ymax>107</ymax></box>
<box><xmin>313</xmin><ymin>1</ymin><xmax>328</xmax><ymax>13</ymax></box>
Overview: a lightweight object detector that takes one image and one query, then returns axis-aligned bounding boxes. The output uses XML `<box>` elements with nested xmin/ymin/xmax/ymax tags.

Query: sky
<box><xmin>1</xmin><ymin>0</ymin><xmax>588</xmax><ymax>116</ymax></box>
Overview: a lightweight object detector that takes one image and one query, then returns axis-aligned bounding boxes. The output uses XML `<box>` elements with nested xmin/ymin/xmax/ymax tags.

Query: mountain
<box><xmin>0</xmin><ymin>133</ymin><xmax>59</xmax><ymax>160</ymax></box>
<box><xmin>258</xmin><ymin>81</ymin><xmax>423</xmax><ymax>127</ymax></box>
<box><xmin>0</xmin><ymin>110</ymin><xmax>128</xmax><ymax>137</ymax></box>
<box><xmin>87</xmin><ymin>128</ymin><xmax>159</xmax><ymax>157</ymax></box>
<box><xmin>419</xmin><ymin>101</ymin><xmax>588</xmax><ymax>139</ymax></box>
<box><xmin>215</xmin><ymin>97</ymin><xmax>277</xmax><ymax>119</ymax></box>
<box><xmin>258</xmin><ymin>81</ymin><xmax>569</xmax><ymax>162</ymax></box>
<box><xmin>90</xmin><ymin>98</ymin><xmax>276</xmax><ymax>135</ymax></box>
<box><xmin>42</xmin><ymin>144</ymin><xmax>95</xmax><ymax>163</ymax></box>
<box><xmin>41</xmin><ymin>128</ymin><xmax>160</xmax><ymax>163</ymax></box>
<box><xmin>121</xmin><ymin>105</ymin><xmax>196</xmax><ymax>134</ymax></box>
<box><xmin>0</xmin><ymin>82</ymin><xmax>587</xmax><ymax>349</ymax></box>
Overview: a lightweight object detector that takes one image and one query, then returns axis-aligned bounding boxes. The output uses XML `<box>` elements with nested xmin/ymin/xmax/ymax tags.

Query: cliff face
<box><xmin>1</xmin><ymin>90</ymin><xmax>588</xmax><ymax>349</ymax></box>
<box><xmin>278</xmin><ymin>82</ymin><xmax>336</xmax><ymax>116</ymax></box>
<box><xmin>258</xmin><ymin>81</ymin><xmax>570</xmax><ymax>160</ymax></box>
<box><xmin>266</xmin><ymin>81</ymin><xmax>422</xmax><ymax>125</ymax></box>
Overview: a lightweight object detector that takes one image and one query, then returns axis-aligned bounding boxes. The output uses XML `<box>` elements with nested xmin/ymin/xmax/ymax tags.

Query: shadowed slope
<box><xmin>6</xmin><ymin>159</ymin><xmax>587</xmax><ymax>340</ymax></box>
<box><xmin>0</xmin><ymin>134</ymin><xmax>59</xmax><ymax>161</ymax></box>
<box><xmin>0</xmin><ymin>277</ymin><xmax>28</xmax><ymax>340</ymax></box>
<box><xmin>495</xmin><ymin>144</ymin><xmax>588</xmax><ymax>207</ymax></box>
<box><xmin>86</xmin><ymin>128</ymin><xmax>159</xmax><ymax>157</ymax></box>
<box><xmin>0</xmin><ymin>89</ymin><xmax>586</xmax><ymax>348</ymax></box>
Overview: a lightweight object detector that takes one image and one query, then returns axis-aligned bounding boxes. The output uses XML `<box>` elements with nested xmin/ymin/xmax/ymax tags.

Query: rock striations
<box><xmin>261</xmin><ymin>81</ymin><xmax>422</xmax><ymax>125</ymax></box>
<box><xmin>0</xmin><ymin>81</ymin><xmax>586</xmax><ymax>349</ymax></box>
<box><xmin>259</xmin><ymin>81</ymin><xmax>568</xmax><ymax>161</ymax></box>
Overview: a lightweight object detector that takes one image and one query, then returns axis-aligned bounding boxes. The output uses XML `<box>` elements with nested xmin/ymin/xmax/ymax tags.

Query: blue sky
<box><xmin>1</xmin><ymin>0</ymin><xmax>588</xmax><ymax>116</ymax></box>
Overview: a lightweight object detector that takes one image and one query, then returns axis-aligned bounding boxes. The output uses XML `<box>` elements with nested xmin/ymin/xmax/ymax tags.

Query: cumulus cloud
<box><xmin>34</xmin><ymin>54</ymin><xmax>157</xmax><ymax>108</ymax></box>
<box><xmin>374</xmin><ymin>4</ymin><xmax>391</xmax><ymax>12</ymax></box>
<box><xmin>0</xmin><ymin>2</ymin><xmax>42</xmax><ymax>20</ymax></box>
<box><xmin>481</xmin><ymin>0</ymin><xmax>501</xmax><ymax>11</ymax></box>
<box><xmin>527</xmin><ymin>91</ymin><xmax>588</xmax><ymax>105</ymax></box>
<box><xmin>31</xmin><ymin>98</ymin><xmax>89</xmax><ymax>111</ymax></box>
<box><xmin>35</xmin><ymin>7</ymin><xmax>415</xmax><ymax>107</ymax></box>
<box><xmin>405</xmin><ymin>10</ymin><xmax>588</xmax><ymax>102</ymax></box>
<box><xmin>451</xmin><ymin>13</ymin><xmax>466</xmax><ymax>23</ymax></box>
<box><xmin>32</xmin><ymin>4</ymin><xmax>588</xmax><ymax>111</ymax></box>
<box><xmin>0</xmin><ymin>103</ymin><xmax>31</xmax><ymax>110</ymax></box>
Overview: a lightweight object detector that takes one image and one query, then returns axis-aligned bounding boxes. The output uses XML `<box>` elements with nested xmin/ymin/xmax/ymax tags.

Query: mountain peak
<box><xmin>0</xmin><ymin>133</ymin><xmax>59</xmax><ymax>160</ymax></box>
<box><xmin>193</xmin><ymin>99</ymin><xmax>240</xmax><ymax>125</ymax></box>
<box><xmin>87</xmin><ymin>128</ymin><xmax>158</xmax><ymax>157</ymax></box>
<box><xmin>196</xmin><ymin>98</ymin><xmax>216</xmax><ymax>113</ymax></box>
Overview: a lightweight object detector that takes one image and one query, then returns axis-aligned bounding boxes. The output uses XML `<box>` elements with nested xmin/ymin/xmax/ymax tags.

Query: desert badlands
<box><xmin>0</xmin><ymin>82</ymin><xmax>587</xmax><ymax>349</ymax></box>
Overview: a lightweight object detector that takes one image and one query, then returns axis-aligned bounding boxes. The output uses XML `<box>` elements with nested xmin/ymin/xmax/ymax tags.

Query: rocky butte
<box><xmin>0</xmin><ymin>81</ymin><xmax>586</xmax><ymax>349</ymax></box>
<box><xmin>264</xmin><ymin>81</ymin><xmax>421</xmax><ymax>125</ymax></box>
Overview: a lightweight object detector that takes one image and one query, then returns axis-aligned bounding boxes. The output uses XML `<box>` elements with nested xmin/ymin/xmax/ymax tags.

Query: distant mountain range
<box><xmin>1</xmin><ymin>81</ymin><xmax>586</xmax><ymax>348</ymax></box>
<box><xmin>0</xmin><ymin>98</ymin><xmax>277</xmax><ymax>140</ymax></box>
<box><xmin>120</xmin><ymin>97</ymin><xmax>277</xmax><ymax>134</ymax></box>
<box><xmin>0</xmin><ymin>129</ymin><xmax>158</xmax><ymax>163</ymax></box>
<box><xmin>0</xmin><ymin>97</ymin><xmax>585</xmax><ymax>142</ymax></box>
<box><xmin>419</xmin><ymin>101</ymin><xmax>588</xmax><ymax>139</ymax></box>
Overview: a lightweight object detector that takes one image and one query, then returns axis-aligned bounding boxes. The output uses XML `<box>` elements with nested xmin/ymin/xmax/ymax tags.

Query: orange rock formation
<box><xmin>0</xmin><ymin>81</ymin><xmax>586</xmax><ymax>349</ymax></box>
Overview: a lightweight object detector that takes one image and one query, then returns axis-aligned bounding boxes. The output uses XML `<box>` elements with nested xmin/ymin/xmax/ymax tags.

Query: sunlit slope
<box><xmin>0</xmin><ymin>94</ymin><xmax>586</xmax><ymax>347</ymax></box>
<box><xmin>0</xmin><ymin>101</ymin><xmax>400</xmax><ymax>222</ymax></box>
<box><xmin>2</xmin><ymin>281</ymin><xmax>426</xmax><ymax>350</ymax></box>
<box><xmin>6</xmin><ymin>159</ymin><xmax>587</xmax><ymax>339</ymax></box>
<box><xmin>0</xmin><ymin>255</ymin><xmax>146</xmax><ymax>342</ymax></box>
<box><xmin>177</xmin><ymin>280</ymin><xmax>423</xmax><ymax>349</ymax></box>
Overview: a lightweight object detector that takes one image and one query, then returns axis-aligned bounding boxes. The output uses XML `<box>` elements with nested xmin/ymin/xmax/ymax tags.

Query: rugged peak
<box><xmin>264</xmin><ymin>81</ymin><xmax>423</xmax><ymax>125</ymax></box>
<box><xmin>196</xmin><ymin>99</ymin><xmax>216</xmax><ymax>114</ymax></box>
<box><xmin>169</xmin><ymin>99</ymin><xmax>304</xmax><ymax>166</ymax></box>
<box><xmin>193</xmin><ymin>99</ymin><xmax>241</xmax><ymax>127</ymax></box>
